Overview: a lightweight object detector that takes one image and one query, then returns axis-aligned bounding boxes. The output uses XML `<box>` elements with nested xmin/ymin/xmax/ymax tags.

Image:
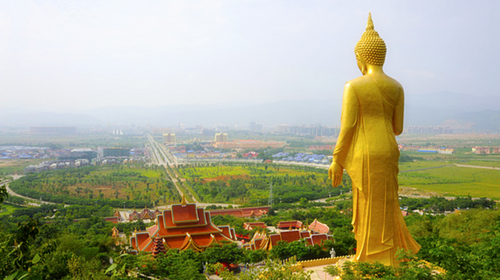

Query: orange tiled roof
<box><xmin>243</xmin><ymin>222</ymin><xmax>267</xmax><ymax>230</ymax></box>
<box><xmin>309</xmin><ymin>234</ymin><xmax>329</xmax><ymax>246</ymax></box>
<box><xmin>209</xmin><ymin>206</ymin><xmax>270</xmax><ymax>218</ymax></box>
<box><xmin>280</xmin><ymin>230</ymin><xmax>302</xmax><ymax>242</ymax></box>
<box><xmin>277</xmin><ymin>220</ymin><xmax>303</xmax><ymax>229</ymax></box>
<box><xmin>300</xmin><ymin>231</ymin><xmax>311</xmax><ymax>238</ymax></box>
<box><xmin>245</xmin><ymin>226</ymin><xmax>333</xmax><ymax>251</ymax></box>
<box><xmin>129</xmin><ymin>200</ymin><xmax>237</xmax><ymax>254</ymax></box>
<box><xmin>171</xmin><ymin>204</ymin><xmax>199</xmax><ymax>223</ymax></box>
<box><xmin>308</xmin><ymin>219</ymin><xmax>330</xmax><ymax>234</ymax></box>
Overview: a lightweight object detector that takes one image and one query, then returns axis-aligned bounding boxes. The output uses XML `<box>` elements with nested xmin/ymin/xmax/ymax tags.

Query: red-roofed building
<box><xmin>308</xmin><ymin>219</ymin><xmax>330</xmax><ymax>234</ymax></box>
<box><xmin>243</xmin><ymin>222</ymin><xmax>267</xmax><ymax>231</ymax></box>
<box><xmin>244</xmin><ymin>229</ymin><xmax>332</xmax><ymax>251</ymax></box>
<box><xmin>209</xmin><ymin>206</ymin><xmax>270</xmax><ymax>218</ymax></box>
<box><xmin>128</xmin><ymin>206</ymin><xmax>161</xmax><ymax>222</ymax></box>
<box><xmin>104</xmin><ymin>216</ymin><xmax>120</xmax><ymax>223</ymax></box>
<box><xmin>472</xmin><ymin>146</ymin><xmax>491</xmax><ymax>154</ymax></box>
<box><xmin>129</xmin><ymin>196</ymin><xmax>237</xmax><ymax>254</ymax></box>
<box><xmin>277</xmin><ymin>220</ymin><xmax>303</xmax><ymax>230</ymax></box>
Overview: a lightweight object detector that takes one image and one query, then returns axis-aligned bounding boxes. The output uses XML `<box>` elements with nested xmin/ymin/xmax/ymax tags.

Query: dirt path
<box><xmin>400</xmin><ymin>165</ymin><xmax>454</xmax><ymax>173</ymax></box>
<box><xmin>455</xmin><ymin>164</ymin><xmax>500</xmax><ymax>170</ymax></box>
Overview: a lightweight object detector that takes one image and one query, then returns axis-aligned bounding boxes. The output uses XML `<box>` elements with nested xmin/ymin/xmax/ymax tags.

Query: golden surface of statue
<box><xmin>329</xmin><ymin>13</ymin><xmax>420</xmax><ymax>266</ymax></box>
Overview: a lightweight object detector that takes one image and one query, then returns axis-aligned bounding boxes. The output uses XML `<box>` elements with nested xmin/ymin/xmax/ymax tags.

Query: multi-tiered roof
<box><xmin>129</xmin><ymin>196</ymin><xmax>236</xmax><ymax>253</ymax></box>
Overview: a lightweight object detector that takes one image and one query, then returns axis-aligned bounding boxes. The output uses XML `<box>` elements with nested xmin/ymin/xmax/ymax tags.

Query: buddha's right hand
<box><xmin>328</xmin><ymin>162</ymin><xmax>343</xmax><ymax>187</ymax></box>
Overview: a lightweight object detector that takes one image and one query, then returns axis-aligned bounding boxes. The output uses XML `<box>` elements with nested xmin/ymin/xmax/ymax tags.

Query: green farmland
<box><xmin>399</xmin><ymin>165</ymin><xmax>500</xmax><ymax>199</ymax></box>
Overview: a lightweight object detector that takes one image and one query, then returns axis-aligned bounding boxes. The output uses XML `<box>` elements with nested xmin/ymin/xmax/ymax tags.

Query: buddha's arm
<box><xmin>330</xmin><ymin>83</ymin><xmax>359</xmax><ymax>186</ymax></box>
<box><xmin>392</xmin><ymin>87</ymin><xmax>404</xmax><ymax>135</ymax></box>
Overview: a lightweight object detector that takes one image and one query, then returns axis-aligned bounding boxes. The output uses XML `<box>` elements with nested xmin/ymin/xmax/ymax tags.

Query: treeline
<box><xmin>400</xmin><ymin>196</ymin><xmax>495</xmax><ymax>212</ymax></box>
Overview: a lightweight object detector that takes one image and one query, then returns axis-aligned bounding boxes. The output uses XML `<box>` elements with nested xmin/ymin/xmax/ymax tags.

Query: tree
<box><xmin>270</xmin><ymin>240</ymin><xmax>308</xmax><ymax>261</ymax></box>
<box><xmin>213</xmin><ymin>257</ymin><xmax>312</xmax><ymax>280</ymax></box>
<box><xmin>325</xmin><ymin>250</ymin><xmax>446</xmax><ymax>280</ymax></box>
<box><xmin>151</xmin><ymin>249</ymin><xmax>205</xmax><ymax>280</ymax></box>
<box><xmin>202</xmin><ymin>242</ymin><xmax>244</xmax><ymax>264</ymax></box>
<box><xmin>0</xmin><ymin>184</ymin><xmax>7</xmax><ymax>204</ymax></box>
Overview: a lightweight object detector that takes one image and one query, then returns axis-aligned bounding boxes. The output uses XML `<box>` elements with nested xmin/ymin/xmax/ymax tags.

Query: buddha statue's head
<box><xmin>355</xmin><ymin>13</ymin><xmax>386</xmax><ymax>73</ymax></box>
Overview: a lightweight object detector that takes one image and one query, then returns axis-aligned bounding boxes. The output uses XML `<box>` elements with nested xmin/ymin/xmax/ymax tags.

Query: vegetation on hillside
<box><xmin>8</xmin><ymin>164</ymin><xmax>180</xmax><ymax>208</ymax></box>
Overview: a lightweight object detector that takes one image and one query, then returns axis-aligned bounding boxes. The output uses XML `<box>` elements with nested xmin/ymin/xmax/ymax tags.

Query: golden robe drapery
<box><xmin>333</xmin><ymin>74</ymin><xmax>420</xmax><ymax>266</ymax></box>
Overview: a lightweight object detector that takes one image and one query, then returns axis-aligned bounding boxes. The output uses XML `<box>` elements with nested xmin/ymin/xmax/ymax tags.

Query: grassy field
<box><xmin>398</xmin><ymin>160</ymin><xmax>449</xmax><ymax>171</ymax></box>
<box><xmin>178</xmin><ymin>163</ymin><xmax>334</xmax><ymax>204</ymax></box>
<box><xmin>179</xmin><ymin>164</ymin><xmax>310</xmax><ymax>180</ymax></box>
<box><xmin>0</xmin><ymin>159</ymin><xmax>48</xmax><ymax>175</ymax></box>
<box><xmin>399</xmin><ymin>165</ymin><xmax>500</xmax><ymax>199</ymax></box>
<box><xmin>0</xmin><ymin>203</ymin><xmax>23</xmax><ymax>217</ymax></box>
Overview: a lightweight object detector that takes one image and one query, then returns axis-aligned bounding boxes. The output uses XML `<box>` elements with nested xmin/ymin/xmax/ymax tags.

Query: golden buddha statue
<box><xmin>329</xmin><ymin>13</ymin><xmax>420</xmax><ymax>266</ymax></box>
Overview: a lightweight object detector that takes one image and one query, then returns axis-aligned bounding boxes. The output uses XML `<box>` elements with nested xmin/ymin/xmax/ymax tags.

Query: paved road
<box><xmin>147</xmin><ymin>135</ymin><xmax>188</xmax><ymax>200</ymax></box>
<box><xmin>147</xmin><ymin>135</ymin><xmax>243</xmax><ymax>208</ymax></box>
<box><xmin>2</xmin><ymin>176</ymin><xmax>63</xmax><ymax>206</ymax></box>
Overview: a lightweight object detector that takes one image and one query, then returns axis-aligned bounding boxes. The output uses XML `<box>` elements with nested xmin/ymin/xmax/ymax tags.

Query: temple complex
<box><xmin>244</xmin><ymin>228</ymin><xmax>332</xmax><ymax>250</ymax></box>
<box><xmin>128</xmin><ymin>206</ymin><xmax>161</xmax><ymax>222</ymax></box>
<box><xmin>129</xmin><ymin>196</ymin><xmax>237</xmax><ymax>254</ymax></box>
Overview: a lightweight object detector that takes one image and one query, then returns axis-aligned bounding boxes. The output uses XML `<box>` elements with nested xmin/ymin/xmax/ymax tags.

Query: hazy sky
<box><xmin>1</xmin><ymin>0</ymin><xmax>499</xmax><ymax>114</ymax></box>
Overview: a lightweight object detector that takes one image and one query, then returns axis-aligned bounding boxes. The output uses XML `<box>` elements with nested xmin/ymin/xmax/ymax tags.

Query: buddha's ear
<box><xmin>355</xmin><ymin>52</ymin><xmax>367</xmax><ymax>75</ymax></box>
<box><xmin>355</xmin><ymin>52</ymin><xmax>361</xmax><ymax>60</ymax></box>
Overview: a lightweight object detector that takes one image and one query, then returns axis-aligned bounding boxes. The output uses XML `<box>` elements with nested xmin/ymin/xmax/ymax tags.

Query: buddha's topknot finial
<box><xmin>355</xmin><ymin>13</ymin><xmax>386</xmax><ymax>66</ymax></box>
<box><xmin>366</xmin><ymin>12</ymin><xmax>374</xmax><ymax>31</ymax></box>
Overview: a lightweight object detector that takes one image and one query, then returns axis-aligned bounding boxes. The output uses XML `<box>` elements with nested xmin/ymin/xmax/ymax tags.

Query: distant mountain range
<box><xmin>1</xmin><ymin>92</ymin><xmax>500</xmax><ymax>132</ymax></box>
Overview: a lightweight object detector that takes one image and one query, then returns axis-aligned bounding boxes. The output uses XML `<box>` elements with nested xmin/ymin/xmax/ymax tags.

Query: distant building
<box><xmin>98</xmin><ymin>147</ymin><xmax>130</xmax><ymax>158</ymax></box>
<box><xmin>308</xmin><ymin>145</ymin><xmax>333</xmax><ymax>151</ymax></box>
<box><xmin>472</xmin><ymin>147</ymin><xmax>491</xmax><ymax>154</ymax></box>
<box><xmin>214</xmin><ymin>132</ymin><xmax>228</xmax><ymax>142</ymax></box>
<box><xmin>438</xmin><ymin>148</ymin><xmax>454</xmax><ymax>154</ymax></box>
<box><xmin>276</xmin><ymin>124</ymin><xmax>337</xmax><ymax>136</ymax></box>
<box><xmin>250</xmin><ymin>122</ymin><xmax>263</xmax><ymax>132</ymax></box>
<box><xmin>406</xmin><ymin>126</ymin><xmax>454</xmax><ymax>135</ymax></box>
<box><xmin>30</xmin><ymin>126</ymin><xmax>76</xmax><ymax>135</ymax></box>
<box><xmin>57</xmin><ymin>148</ymin><xmax>97</xmax><ymax>160</ymax></box>
<box><xmin>202</xmin><ymin>129</ymin><xmax>216</xmax><ymax>138</ymax></box>
<box><xmin>213</xmin><ymin>140</ymin><xmax>285</xmax><ymax>149</ymax></box>
<box><xmin>163</xmin><ymin>133</ymin><xmax>176</xmax><ymax>144</ymax></box>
